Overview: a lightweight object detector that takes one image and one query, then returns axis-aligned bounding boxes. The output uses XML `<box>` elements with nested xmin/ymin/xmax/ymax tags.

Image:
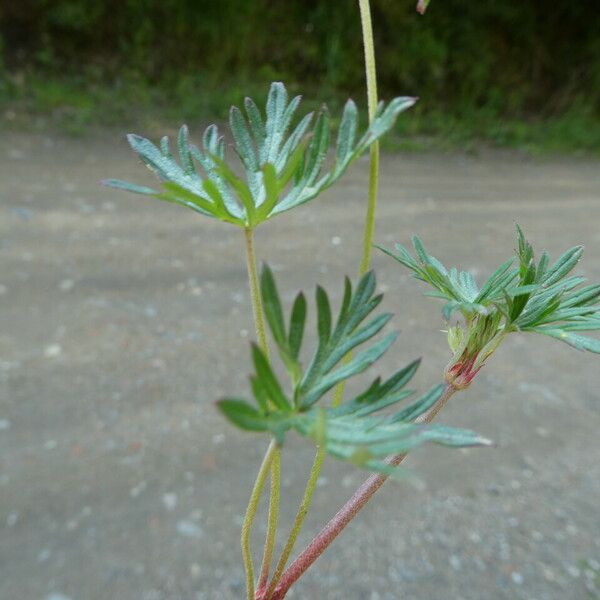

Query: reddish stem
<box><xmin>264</xmin><ymin>385</ymin><xmax>457</xmax><ymax>600</ymax></box>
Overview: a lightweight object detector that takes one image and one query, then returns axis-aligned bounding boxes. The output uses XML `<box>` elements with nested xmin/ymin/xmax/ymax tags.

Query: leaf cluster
<box><xmin>218</xmin><ymin>267</ymin><xmax>490</xmax><ymax>473</ymax></box>
<box><xmin>379</xmin><ymin>226</ymin><xmax>600</xmax><ymax>354</ymax></box>
<box><xmin>103</xmin><ymin>82</ymin><xmax>416</xmax><ymax>228</ymax></box>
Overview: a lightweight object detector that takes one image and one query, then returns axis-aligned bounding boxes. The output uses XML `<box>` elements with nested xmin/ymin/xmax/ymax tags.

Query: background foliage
<box><xmin>1</xmin><ymin>0</ymin><xmax>599</xmax><ymax>150</ymax></box>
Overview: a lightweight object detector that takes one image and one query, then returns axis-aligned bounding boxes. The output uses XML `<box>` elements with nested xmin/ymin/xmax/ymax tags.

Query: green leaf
<box><xmin>229</xmin><ymin>106</ymin><xmax>258</xmax><ymax>171</ymax></box>
<box><xmin>201</xmin><ymin>179</ymin><xmax>243</xmax><ymax>224</ymax></box>
<box><xmin>209</xmin><ymin>153</ymin><xmax>257</xmax><ymax>225</ymax></box>
<box><xmin>383</xmin><ymin>226</ymin><xmax>600</xmax><ymax>372</ymax></box>
<box><xmin>335</xmin><ymin>99</ymin><xmax>358</xmax><ymax>165</ymax></box>
<box><xmin>543</xmin><ymin>246</ymin><xmax>583</xmax><ymax>286</ymax></box>
<box><xmin>217</xmin><ymin>399</ymin><xmax>269</xmax><ymax>432</ymax></box>
<box><xmin>389</xmin><ymin>383</ymin><xmax>444</xmax><ymax>423</ymax></box>
<box><xmin>109</xmin><ymin>84</ymin><xmax>415</xmax><ymax>228</ymax></box>
<box><xmin>256</xmin><ymin>163</ymin><xmax>280</xmax><ymax>220</ymax></box>
<box><xmin>302</xmin><ymin>110</ymin><xmax>330</xmax><ymax>186</ymax></box>
<box><xmin>301</xmin><ymin>332</ymin><xmax>398</xmax><ymax>409</ymax></box>
<box><xmin>297</xmin><ymin>271</ymin><xmax>387</xmax><ymax>408</ymax></box>
<box><xmin>160</xmin><ymin>182</ymin><xmax>216</xmax><ymax>216</ymax></box>
<box><xmin>288</xmin><ymin>292</ymin><xmax>307</xmax><ymax>360</ymax></box>
<box><xmin>260</xmin><ymin>263</ymin><xmax>286</xmax><ymax>348</ymax></box>
<box><xmin>102</xmin><ymin>179</ymin><xmax>157</xmax><ymax>195</ymax></box>
<box><xmin>532</xmin><ymin>328</ymin><xmax>600</xmax><ymax>353</ymax></box>
<box><xmin>244</xmin><ymin>97</ymin><xmax>266</xmax><ymax>146</ymax></box>
<box><xmin>316</xmin><ymin>285</ymin><xmax>332</xmax><ymax>345</ymax></box>
<box><xmin>251</xmin><ymin>343</ymin><xmax>291</xmax><ymax>411</ymax></box>
<box><xmin>219</xmin><ymin>269</ymin><xmax>492</xmax><ymax>474</ymax></box>
<box><xmin>177</xmin><ymin>125</ymin><xmax>196</xmax><ymax>175</ymax></box>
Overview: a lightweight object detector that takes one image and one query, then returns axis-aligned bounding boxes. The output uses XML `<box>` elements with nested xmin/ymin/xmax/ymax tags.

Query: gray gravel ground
<box><xmin>1</xmin><ymin>131</ymin><xmax>599</xmax><ymax>600</ymax></box>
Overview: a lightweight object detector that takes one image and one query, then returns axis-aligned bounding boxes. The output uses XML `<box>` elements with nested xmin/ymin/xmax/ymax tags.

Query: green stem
<box><xmin>332</xmin><ymin>0</ymin><xmax>380</xmax><ymax>409</ymax></box>
<box><xmin>358</xmin><ymin>0</ymin><xmax>380</xmax><ymax>276</ymax></box>
<box><xmin>264</xmin><ymin>445</ymin><xmax>326</xmax><ymax>599</ymax></box>
<box><xmin>257</xmin><ymin>445</ymin><xmax>281</xmax><ymax>593</ymax></box>
<box><xmin>241</xmin><ymin>439</ymin><xmax>278</xmax><ymax>600</ymax></box>
<box><xmin>244</xmin><ymin>227</ymin><xmax>269</xmax><ymax>357</ymax></box>
<box><xmin>242</xmin><ymin>227</ymin><xmax>281</xmax><ymax>599</ymax></box>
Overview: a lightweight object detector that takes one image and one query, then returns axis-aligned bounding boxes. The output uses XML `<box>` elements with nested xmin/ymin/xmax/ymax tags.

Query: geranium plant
<box><xmin>104</xmin><ymin>1</ymin><xmax>600</xmax><ymax>598</ymax></box>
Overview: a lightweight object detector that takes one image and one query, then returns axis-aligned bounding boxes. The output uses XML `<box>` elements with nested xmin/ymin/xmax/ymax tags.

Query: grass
<box><xmin>1</xmin><ymin>71</ymin><xmax>599</xmax><ymax>155</ymax></box>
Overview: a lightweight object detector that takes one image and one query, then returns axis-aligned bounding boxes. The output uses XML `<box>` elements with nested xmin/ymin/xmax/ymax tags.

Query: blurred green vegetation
<box><xmin>1</xmin><ymin>0</ymin><xmax>599</xmax><ymax>152</ymax></box>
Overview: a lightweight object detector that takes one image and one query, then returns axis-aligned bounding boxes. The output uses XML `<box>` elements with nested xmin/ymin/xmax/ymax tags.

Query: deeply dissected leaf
<box><xmin>105</xmin><ymin>82</ymin><xmax>416</xmax><ymax>228</ymax></box>
<box><xmin>380</xmin><ymin>227</ymin><xmax>600</xmax><ymax>363</ymax></box>
<box><xmin>218</xmin><ymin>268</ymin><xmax>492</xmax><ymax>473</ymax></box>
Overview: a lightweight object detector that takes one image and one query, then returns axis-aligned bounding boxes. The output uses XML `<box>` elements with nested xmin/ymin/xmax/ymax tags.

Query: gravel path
<box><xmin>1</xmin><ymin>131</ymin><xmax>599</xmax><ymax>599</ymax></box>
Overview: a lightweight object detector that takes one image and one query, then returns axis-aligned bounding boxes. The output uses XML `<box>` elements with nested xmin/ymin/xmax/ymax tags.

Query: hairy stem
<box><xmin>263</xmin><ymin>445</ymin><xmax>327</xmax><ymax>599</ymax></box>
<box><xmin>268</xmin><ymin>385</ymin><xmax>458</xmax><ymax>600</ymax></box>
<box><xmin>241</xmin><ymin>439</ymin><xmax>278</xmax><ymax>600</ymax></box>
<box><xmin>332</xmin><ymin>0</ymin><xmax>380</xmax><ymax>409</ymax></box>
<box><xmin>242</xmin><ymin>228</ymin><xmax>281</xmax><ymax>600</ymax></box>
<box><xmin>257</xmin><ymin>446</ymin><xmax>281</xmax><ymax>593</ymax></box>
<box><xmin>244</xmin><ymin>227</ymin><xmax>269</xmax><ymax>357</ymax></box>
<box><xmin>358</xmin><ymin>0</ymin><xmax>380</xmax><ymax>276</ymax></box>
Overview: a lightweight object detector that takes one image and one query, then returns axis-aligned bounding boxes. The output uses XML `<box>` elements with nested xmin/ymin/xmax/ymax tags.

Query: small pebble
<box><xmin>37</xmin><ymin>549</ymin><xmax>51</xmax><ymax>563</ymax></box>
<box><xmin>190</xmin><ymin>563</ymin><xmax>201</xmax><ymax>578</ymax></box>
<box><xmin>162</xmin><ymin>493</ymin><xmax>178</xmax><ymax>511</ymax></box>
<box><xmin>44</xmin><ymin>344</ymin><xmax>62</xmax><ymax>358</ymax></box>
<box><xmin>566</xmin><ymin>565</ymin><xmax>580</xmax><ymax>578</ymax></box>
<box><xmin>511</xmin><ymin>571</ymin><xmax>524</xmax><ymax>585</ymax></box>
<box><xmin>0</xmin><ymin>419</ymin><xmax>11</xmax><ymax>431</ymax></box>
<box><xmin>331</xmin><ymin>236</ymin><xmax>341</xmax><ymax>246</ymax></box>
<box><xmin>469</xmin><ymin>531</ymin><xmax>482</xmax><ymax>543</ymax></box>
<box><xmin>449</xmin><ymin>555</ymin><xmax>462</xmax><ymax>571</ymax></box>
<box><xmin>566</xmin><ymin>524</ymin><xmax>578</xmax><ymax>535</ymax></box>
<box><xmin>342</xmin><ymin>475</ymin><xmax>354</xmax><ymax>488</ymax></box>
<box><xmin>176</xmin><ymin>520</ymin><xmax>203</xmax><ymax>539</ymax></box>
<box><xmin>130</xmin><ymin>481</ymin><xmax>147</xmax><ymax>498</ymax></box>
<box><xmin>59</xmin><ymin>279</ymin><xmax>74</xmax><ymax>292</ymax></box>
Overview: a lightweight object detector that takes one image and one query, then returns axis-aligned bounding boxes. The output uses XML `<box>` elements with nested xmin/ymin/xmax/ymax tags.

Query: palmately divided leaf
<box><xmin>106</xmin><ymin>82</ymin><xmax>416</xmax><ymax>227</ymax></box>
<box><xmin>218</xmin><ymin>268</ymin><xmax>492</xmax><ymax>473</ymax></box>
<box><xmin>380</xmin><ymin>227</ymin><xmax>600</xmax><ymax>370</ymax></box>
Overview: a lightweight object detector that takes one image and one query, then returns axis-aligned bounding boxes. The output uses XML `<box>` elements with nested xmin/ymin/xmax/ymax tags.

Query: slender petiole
<box><xmin>257</xmin><ymin>445</ymin><xmax>281</xmax><ymax>594</ymax></box>
<box><xmin>242</xmin><ymin>227</ymin><xmax>281</xmax><ymax>600</ymax></box>
<box><xmin>264</xmin><ymin>445</ymin><xmax>326</xmax><ymax>599</ymax></box>
<box><xmin>240</xmin><ymin>439</ymin><xmax>278</xmax><ymax>600</ymax></box>
<box><xmin>244</xmin><ymin>227</ymin><xmax>270</xmax><ymax>357</ymax></box>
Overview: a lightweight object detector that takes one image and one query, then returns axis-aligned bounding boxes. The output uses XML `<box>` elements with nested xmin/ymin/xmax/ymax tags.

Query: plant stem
<box><xmin>263</xmin><ymin>445</ymin><xmax>327</xmax><ymax>599</ymax></box>
<box><xmin>257</xmin><ymin>445</ymin><xmax>281</xmax><ymax>593</ymax></box>
<box><xmin>241</xmin><ymin>439</ymin><xmax>278</xmax><ymax>600</ymax></box>
<box><xmin>242</xmin><ymin>227</ymin><xmax>281</xmax><ymax>599</ymax></box>
<box><xmin>358</xmin><ymin>0</ymin><xmax>380</xmax><ymax>276</ymax></box>
<box><xmin>268</xmin><ymin>384</ymin><xmax>457</xmax><ymax>600</ymax></box>
<box><xmin>332</xmin><ymin>0</ymin><xmax>380</xmax><ymax>409</ymax></box>
<box><xmin>244</xmin><ymin>227</ymin><xmax>269</xmax><ymax>357</ymax></box>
